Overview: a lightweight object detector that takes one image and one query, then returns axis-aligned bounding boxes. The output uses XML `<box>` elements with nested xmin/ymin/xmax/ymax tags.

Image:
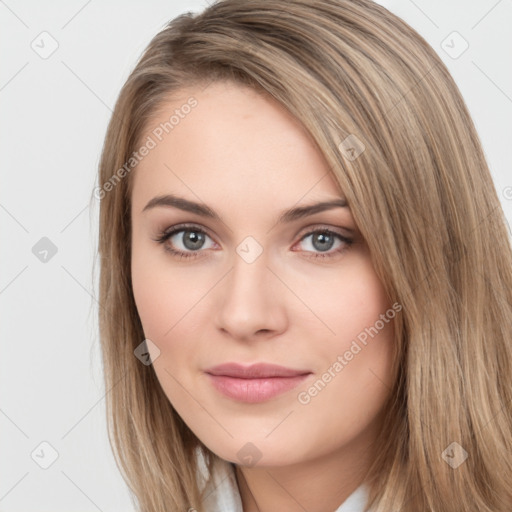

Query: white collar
<box><xmin>196</xmin><ymin>448</ymin><xmax>371</xmax><ymax>512</ymax></box>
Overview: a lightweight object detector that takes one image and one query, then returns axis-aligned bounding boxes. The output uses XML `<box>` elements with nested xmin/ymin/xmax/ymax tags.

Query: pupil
<box><xmin>313</xmin><ymin>232</ymin><xmax>334</xmax><ymax>252</ymax></box>
<box><xmin>184</xmin><ymin>231</ymin><xmax>204</xmax><ymax>250</ymax></box>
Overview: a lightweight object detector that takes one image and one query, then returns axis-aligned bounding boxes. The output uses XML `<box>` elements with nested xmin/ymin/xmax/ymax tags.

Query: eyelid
<box><xmin>295</xmin><ymin>223</ymin><xmax>352</xmax><ymax>239</ymax></box>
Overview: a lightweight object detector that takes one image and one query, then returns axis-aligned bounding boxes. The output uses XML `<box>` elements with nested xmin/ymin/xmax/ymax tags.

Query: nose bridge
<box><xmin>214</xmin><ymin>239</ymin><xmax>287</xmax><ymax>338</ymax></box>
<box><xmin>225</xmin><ymin>242</ymin><xmax>272</xmax><ymax>310</ymax></box>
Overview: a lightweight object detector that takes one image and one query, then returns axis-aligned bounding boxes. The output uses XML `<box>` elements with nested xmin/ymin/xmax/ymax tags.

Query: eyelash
<box><xmin>153</xmin><ymin>223</ymin><xmax>353</xmax><ymax>261</ymax></box>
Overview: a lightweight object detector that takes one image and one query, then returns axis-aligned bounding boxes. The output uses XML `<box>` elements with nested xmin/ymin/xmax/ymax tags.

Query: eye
<box><xmin>294</xmin><ymin>228</ymin><xmax>353</xmax><ymax>260</ymax></box>
<box><xmin>153</xmin><ymin>224</ymin><xmax>353</xmax><ymax>261</ymax></box>
<box><xmin>153</xmin><ymin>224</ymin><xmax>216</xmax><ymax>260</ymax></box>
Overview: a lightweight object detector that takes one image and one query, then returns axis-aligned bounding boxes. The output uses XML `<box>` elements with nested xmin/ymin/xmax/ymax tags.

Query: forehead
<box><xmin>131</xmin><ymin>81</ymin><xmax>343</xmax><ymax>213</ymax></box>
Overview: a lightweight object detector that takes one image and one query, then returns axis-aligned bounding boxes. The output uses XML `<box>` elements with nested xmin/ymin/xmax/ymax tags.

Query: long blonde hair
<box><xmin>94</xmin><ymin>0</ymin><xmax>512</xmax><ymax>510</ymax></box>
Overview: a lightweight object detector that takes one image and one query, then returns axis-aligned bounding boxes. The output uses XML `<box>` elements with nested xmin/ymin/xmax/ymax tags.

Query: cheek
<box><xmin>294</xmin><ymin>263</ymin><xmax>396</xmax><ymax>444</ymax></box>
<box><xmin>292</xmin><ymin>257</ymin><xmax>393</xmax><ymax>348</ymax></box>
<box><xmin>297</xmin><ymin>256</ymin><xmax>397</xmax><ymax>400</ymax></box>
<box><xmin>130</xmin><ymin>244</ymin><xmax>212</xmax><ymax>356</ymax></box>
<box><xmin>131</xmin><ymin>240</ymin><xmax>180</xmax><ymax>341</ymax></box>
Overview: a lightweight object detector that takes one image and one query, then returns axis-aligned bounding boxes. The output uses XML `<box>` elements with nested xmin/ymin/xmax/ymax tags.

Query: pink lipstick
<box><xmin>204</xmin><ymin>362</ymin><xmax>312</xmax><ymax>403</ymax></box>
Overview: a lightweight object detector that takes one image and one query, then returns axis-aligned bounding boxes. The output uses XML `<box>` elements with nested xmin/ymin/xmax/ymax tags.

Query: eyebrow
<box><xmin>142</xmin><ymin>193</ymin><xmax>348</xmax><ymax>224</ymax></box>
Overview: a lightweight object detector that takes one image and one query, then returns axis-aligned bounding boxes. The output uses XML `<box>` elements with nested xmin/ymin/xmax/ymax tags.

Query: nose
<box><xmin>214</xmin><ymin>248</ymin><xmax>288</xmax><ymax>341</ymax></box>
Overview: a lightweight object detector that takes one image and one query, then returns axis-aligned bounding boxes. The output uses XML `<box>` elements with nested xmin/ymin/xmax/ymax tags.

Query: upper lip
<box><xmin>205</xmin><ymin>363</ymin><xmax>312</xmax><ymax>379</ymax></box>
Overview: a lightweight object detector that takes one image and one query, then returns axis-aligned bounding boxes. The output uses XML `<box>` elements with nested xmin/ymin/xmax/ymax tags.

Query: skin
<box><xmin>130</xmin><ymin>80</ymin><xmax>396</xmax><ymax>512</ymax></box>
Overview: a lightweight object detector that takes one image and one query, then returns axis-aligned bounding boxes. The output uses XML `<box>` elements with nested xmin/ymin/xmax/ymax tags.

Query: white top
<box><xmin>196</xmin><ymin>448</ymin><xmax>371</xmax><ymax>512</ymax></box>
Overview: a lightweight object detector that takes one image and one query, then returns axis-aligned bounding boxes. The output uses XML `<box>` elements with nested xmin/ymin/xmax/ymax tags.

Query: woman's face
<box><xmin>130</xmin><ymin>80</ymin><xmax>396</xmax><ymax>468</ymax></box>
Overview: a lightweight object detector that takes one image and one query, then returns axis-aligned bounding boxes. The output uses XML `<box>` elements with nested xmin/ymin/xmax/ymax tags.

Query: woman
<box><xmin>94</xmin><ymin>0</ymin><xmax>512</xmax><ymax>510</ymax></box>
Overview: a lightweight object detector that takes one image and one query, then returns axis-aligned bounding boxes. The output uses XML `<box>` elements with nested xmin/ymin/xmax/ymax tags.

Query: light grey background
<box><xmin>1</xmin><ymin>1</ymin><xmax>510</xmax><ymax>510</ymax></box>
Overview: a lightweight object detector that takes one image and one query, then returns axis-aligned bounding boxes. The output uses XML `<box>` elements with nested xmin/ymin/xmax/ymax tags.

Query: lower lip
<box><xmin>206</xmin><ymin>373</ymin><xmax>311</xmax><ymax>403</ymax></box>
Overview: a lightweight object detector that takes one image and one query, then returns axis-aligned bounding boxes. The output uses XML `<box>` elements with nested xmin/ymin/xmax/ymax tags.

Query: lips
<box><xmin>204</xmin><ymin>362</ymin><xmax>311</xmax><ymax>379</ymax></box>
<box><xmin>204</xmin><ymin>363</ymin><xmax>313</xmax><ymax>403</ymax></box>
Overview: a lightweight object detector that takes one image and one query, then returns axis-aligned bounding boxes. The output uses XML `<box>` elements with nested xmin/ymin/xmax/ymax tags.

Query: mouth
<box><xmin>204</xmin><ymin>362</ymin><xmax>312</xmax><ymax>403</ymax></box>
